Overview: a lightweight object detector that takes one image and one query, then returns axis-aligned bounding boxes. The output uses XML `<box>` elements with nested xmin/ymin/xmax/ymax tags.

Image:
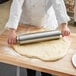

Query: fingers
<box><xmin>62</xmin><ymin>31</ymin><xmax>70</xmax><ymax>37</ymax></box>
<box><xmin>7</xmin><ymin>29</ymin><xmax>17</xmax><ymax>45</ymax></box>
<box><xmin>8</xmin><ymin>38</ymin><xmax>16</xmax><ymax>45</ymax></box>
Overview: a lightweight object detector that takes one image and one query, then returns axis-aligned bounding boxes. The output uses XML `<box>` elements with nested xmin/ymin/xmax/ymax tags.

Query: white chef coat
<box><xmin>5</xmin><ymin>0</ymin><xmax>70</xmax><ymax>30</ymax></box>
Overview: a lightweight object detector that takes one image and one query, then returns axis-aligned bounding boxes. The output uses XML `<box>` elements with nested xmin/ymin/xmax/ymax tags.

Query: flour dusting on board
<box><xmin>2</xmin><ymin>46</ymin><xmax>31</xmax><ymax>61</ymax></box>
<box><xmin>3</xmin><ymin>46</ymin><xmax>20</xmax><ymax>56</ymax></box>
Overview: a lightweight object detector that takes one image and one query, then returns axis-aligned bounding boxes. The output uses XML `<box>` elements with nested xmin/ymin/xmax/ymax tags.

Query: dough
<box><xmin>13</xmin><ymin>38</ymin><xmax>70</xmax><ymax>61</ymax></box>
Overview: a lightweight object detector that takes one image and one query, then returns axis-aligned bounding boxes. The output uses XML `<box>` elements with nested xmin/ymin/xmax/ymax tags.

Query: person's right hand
<box><xmin>7</xmin><ymin>29</ymin><xmax>17</xmax><ymax>45</ymax></box>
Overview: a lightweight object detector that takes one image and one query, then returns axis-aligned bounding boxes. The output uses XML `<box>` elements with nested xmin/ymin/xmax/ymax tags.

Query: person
<box><xmin>5</xmin><ymin>0</ymin><xmax>70</xmax><ymax>76</ymax></box>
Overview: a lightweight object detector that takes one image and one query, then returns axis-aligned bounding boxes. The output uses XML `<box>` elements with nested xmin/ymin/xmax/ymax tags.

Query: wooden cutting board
<box><xmin>0</xmin><ymin>25</ymin><xmax>76</xmax><ymax>76</ymax></box>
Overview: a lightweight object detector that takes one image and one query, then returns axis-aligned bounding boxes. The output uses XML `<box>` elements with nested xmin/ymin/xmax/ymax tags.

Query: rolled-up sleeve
<box><xmin>51</xmin><ymin>0</ymin><xmax>70</xmax><ymax>25</ymax></box>
<box><xmin>5</xmin><ymin>0</ymin><xmax>24</xmax><ymax>30</ymax></box>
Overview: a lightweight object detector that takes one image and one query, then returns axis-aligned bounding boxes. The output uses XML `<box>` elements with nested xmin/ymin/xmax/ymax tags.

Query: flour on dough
<box><xmin>13</xmin><ymin>38</ymin><xmax>70</xmax><ymax>61</ymax></box>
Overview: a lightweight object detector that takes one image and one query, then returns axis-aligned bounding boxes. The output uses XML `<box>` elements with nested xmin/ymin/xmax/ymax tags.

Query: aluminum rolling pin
<box><xmin>17</xmin><ymin>31</ymin><xmax>61</xmax><ymax>44</ymax></box>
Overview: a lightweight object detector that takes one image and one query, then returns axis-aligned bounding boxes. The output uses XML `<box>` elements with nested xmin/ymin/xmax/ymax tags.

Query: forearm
<box><xmin>8</xmin><ymin>28</ymin><xmax>16</xmax><ymax>32</ymax></box>
<box><xmin>5</xmin><ymin>0</ymin><xmax>24</xmax><ymax>30</ymax></box>
<box><xmin>60</xmin><ymin>23</ymin><xmax>68</xmax><ymax>29</ymax></box>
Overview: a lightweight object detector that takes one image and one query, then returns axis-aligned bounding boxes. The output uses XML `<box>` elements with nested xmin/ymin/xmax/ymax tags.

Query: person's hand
<box><xmin>7</xmin><ymin>29</ymin><xmax>17</xmax><ymax>45</ymax></box>
<box><xmin>61</xmin><ymin>23</ymin><xmax>70</xmax><ymax>37</ymax></box>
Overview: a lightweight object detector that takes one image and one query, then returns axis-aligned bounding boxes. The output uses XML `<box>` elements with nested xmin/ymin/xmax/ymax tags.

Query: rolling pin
<box><xmin>17</xmin><ymin>31</ymin><xmax>61</xmax><ymax>44</ymax></box>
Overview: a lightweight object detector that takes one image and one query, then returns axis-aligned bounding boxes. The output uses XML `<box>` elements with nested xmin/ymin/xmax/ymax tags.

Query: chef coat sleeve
<box><xmin>51</xmin><ymin>0</ymin><xmax>70</xmax><ymax>25</ymax></box>
<box><xmin>5</xmin><ymin>0</ymin><xmax>24</xmax><ymax>30</ymax></box>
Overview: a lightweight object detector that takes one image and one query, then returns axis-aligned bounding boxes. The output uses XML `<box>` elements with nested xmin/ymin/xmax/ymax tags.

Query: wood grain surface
<box><xmin>0</xmin><ymin>25</ymin><xmax>76</xmax><ymax>76</ymax></box>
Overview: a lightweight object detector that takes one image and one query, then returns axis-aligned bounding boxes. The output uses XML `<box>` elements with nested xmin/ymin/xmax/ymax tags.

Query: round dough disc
<box><xmin>13</xmin><ymin>38</ymin><xmax>70</xmax><ymax>61</ymax></box>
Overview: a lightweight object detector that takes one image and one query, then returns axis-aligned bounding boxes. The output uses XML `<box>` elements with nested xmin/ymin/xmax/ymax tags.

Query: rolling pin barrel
<box><xmin>17</xmin><ymin>31</ymin><xmax>61</xmax><ymax>44</ymax></box>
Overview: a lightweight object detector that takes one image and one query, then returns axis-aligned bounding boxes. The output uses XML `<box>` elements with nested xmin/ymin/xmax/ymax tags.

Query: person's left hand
<box><xmin>61</xmin><ymin>24</ymin><xmax>70</xmax><ymax>37</ymax></box>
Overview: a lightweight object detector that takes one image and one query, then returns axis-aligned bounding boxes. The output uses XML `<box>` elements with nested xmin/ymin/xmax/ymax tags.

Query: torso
<box><xmin>19</xmin><ymin>0</ymin><xmax>58</xmax><ymax>30</ymax></box>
